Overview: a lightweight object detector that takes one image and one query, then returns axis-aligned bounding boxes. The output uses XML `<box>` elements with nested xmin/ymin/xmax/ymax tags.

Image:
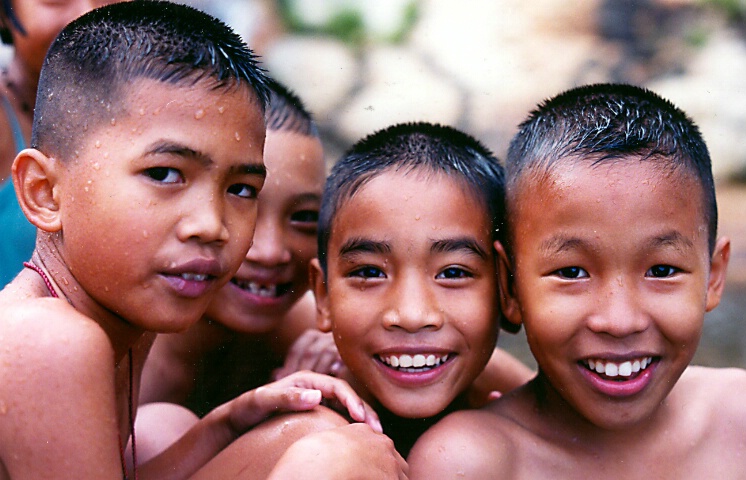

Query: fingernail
<box><xmin>300</xmin><ymin>389</ymin><xmax>321</xmax><ymax>404</ymax></box>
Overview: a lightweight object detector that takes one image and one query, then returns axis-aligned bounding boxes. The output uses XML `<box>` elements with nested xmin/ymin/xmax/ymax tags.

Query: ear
<box><xmin>494</xmin><ymin>240</ymin><xmax>523</xmax><ymax>333</ymax></box>
<box><xmin>705</xmin><ymin>236</ymin><xmax>730</xmax><ymax>312</ymax></box>
<box><xmin>12</xmin><ymin>148</ymin><xmax>62</xmax><ymax>232</ymax></box>
<box><xmin>310</xmin><ymin>258</ymin><xmax>333</xmax><ymax>332</ymax></box>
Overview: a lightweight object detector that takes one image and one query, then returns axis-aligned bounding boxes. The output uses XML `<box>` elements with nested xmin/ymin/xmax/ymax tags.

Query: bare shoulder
<box><xmin>408</xmin><ymin>408</ymin><xmax>517</xmax><ymax>479</ymax></box>
<box><xmin>0</xmin><ymin>298</ymin><xmax>119</xmax><ymax>477</ymax></box>
<box><xmin>678</xmin><ymin>365</ymin><xmax>746</xmax><ymax>419</ymax></box>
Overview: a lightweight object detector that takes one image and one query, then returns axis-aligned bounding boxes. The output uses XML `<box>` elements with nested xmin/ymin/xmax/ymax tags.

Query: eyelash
<box><xmin>553</xmin><ymin>266</ymin><xmax>588</xmax><ymax>279</ymax></box>
<box><xmin>436</xmin><ymin>267</ymin><xmax>473</xmax><ymax>280</ymax></box>
<box><xmin>348</xmin><ymin>266</ymin><xmax>385</xmax><ymax>279</ymax></box>
<box><xmin>646</xmin><ymin>265</ymin><xmax>680</xmax><ymax>278</ymax></box>
<box><xmin>144</xmin><ymin>167</ymin><xmax>182</xmax><ymax>184</ymax></box>
<box><xmin>227</xmin><ymin>184</ymin><xmax>258</xmax><ymax>199</ymax></box>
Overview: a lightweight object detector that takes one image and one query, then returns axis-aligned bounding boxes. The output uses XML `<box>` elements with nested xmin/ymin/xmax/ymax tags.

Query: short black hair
<box><xmin>506</xmin><ymin>83</ymin><xmax>717</xmax><ymax>253</ymax></box>
<box><xmin>32</xmin><ymin>0</ymin><xmax>270</xmax><ymax>160</ymax></box>
<box><xmin>0</xmin><ymin>0</ymin><xmax>23</xmax><ymax>44</ymax></box>
<box><xmin>266</xmin><ymin>77</ymin><xmax>318</xmax><ymax>137</ymax></box>
<box><xmin>318</xmin><ymin>121</ymin><xmax>505</xmax><ymax>275</ymax></box>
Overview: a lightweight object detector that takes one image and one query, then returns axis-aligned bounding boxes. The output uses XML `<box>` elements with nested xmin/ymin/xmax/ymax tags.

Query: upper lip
<box><xmin>161</xmin><ymin>257</ymin><xmax>224</xmax><ymax>278</ymax></box>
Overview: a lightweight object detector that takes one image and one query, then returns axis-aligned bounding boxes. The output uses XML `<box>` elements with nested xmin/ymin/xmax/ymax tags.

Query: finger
<box><xmin>279</xmin><ymin>372</ymin><xmax>382</xmax><ymax>432</ymax></box>
<box><xmin>231</xmin><ymin>386</ymin><xmax>323</xmax><ymax>431</ymax></box>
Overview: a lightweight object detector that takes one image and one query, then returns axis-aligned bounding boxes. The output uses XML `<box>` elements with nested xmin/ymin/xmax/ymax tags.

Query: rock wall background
<box><xmin>189</xmin><ymin>0</ymin><xmax>746</xmax><ymax>369</ymax></box>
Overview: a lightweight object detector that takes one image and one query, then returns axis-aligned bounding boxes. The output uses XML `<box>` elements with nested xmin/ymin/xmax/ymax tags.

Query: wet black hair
<box><xmin>0</xmin><ymin>0</ymin><xmax>23</xmax><ymax>44</ymax></box>
<box><xmin>32</xmin><ymin>0</ymin><xmax>270</xmax><ymax>160</ymax></box>
<box><xmin>266</xmin><ymin>77</ymin><xmax>318</xmax><ymax>137</ymax></box>
<box><xmin>317</xmin><ymin>121</ymin><xmax>505</xmax><ymax>275</ymax></box>
<box><xmin>506</xmin><ymin>83</ymin><xmax>718</xmax><ymax>254</ymax></box>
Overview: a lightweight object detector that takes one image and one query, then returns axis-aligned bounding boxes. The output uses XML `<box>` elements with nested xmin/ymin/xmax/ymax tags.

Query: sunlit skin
<box><xmin>407</xmin><ymin>158</ymin><xmax>738</xmax><ymax>480</ymax></box>
<box><xmin>205</xmin><ymin>130</ymin><xmax>325</xmax><ymax>333</ymax></box>
<box><xmin>46</xmin><ymin>78</ymin><xmax>266</xmax><ymax>336</ymax></box>
<box><xmin>500</xmin><ymin>158</ymin><xmax>727</xmax><ymax>431</ymax></box>
<box><xmin>312</xmin><ymin>169</ymin><xmax>499</xmax><ymax>419</ymax></box>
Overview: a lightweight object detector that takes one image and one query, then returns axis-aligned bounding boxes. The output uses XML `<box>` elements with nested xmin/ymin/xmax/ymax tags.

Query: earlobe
<box><xmin>705</xmin><ymin>236</ymin><xmax>731</xmax><ymax>312</ymax></box>
<box><xmin>494</xmin><ymin>240</ymin><xmax>523</xmax><ymax>332</ymax></box>
<box><xmin>12</xmin><ymin>148</ymin><xmax>62</xmax><ymax>232</ymax></box>
<box><xmin>309</xmin><ymin>258</ymin><xmax>333</xmax><ymax>332</ymax></box>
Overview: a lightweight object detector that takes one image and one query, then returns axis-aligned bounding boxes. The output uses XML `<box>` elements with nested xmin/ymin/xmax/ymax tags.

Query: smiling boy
<box><xmin>408</xmin><ymin>83</ymin><xmax>746</xmax><ymax>479</ymax></box>
<box><xmin>311</xmin><ymin>122</ymin><xmax>532</xmax><ymax>456</ymax></box>
<box><xmin>0</xmin><ymin>3</ymin><xmax>404</xmax><ymax>479</ymax></box>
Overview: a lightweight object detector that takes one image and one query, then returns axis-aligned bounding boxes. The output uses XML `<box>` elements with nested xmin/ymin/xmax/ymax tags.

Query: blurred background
<box><xmin>15</xmin><ymin>0</ymin><xmax>746</xmax><ymax>369</ymax></box>
<box><xmin>188</xmin><ymin>0</ymin><xmax>746</xmax><ymax>370</ymax></box>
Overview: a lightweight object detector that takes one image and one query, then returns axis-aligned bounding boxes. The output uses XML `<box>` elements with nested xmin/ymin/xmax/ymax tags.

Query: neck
<box><xmin>31</xmin><ymin>241</ymin><xmax>145</xmax><ymax>363</ymax></box>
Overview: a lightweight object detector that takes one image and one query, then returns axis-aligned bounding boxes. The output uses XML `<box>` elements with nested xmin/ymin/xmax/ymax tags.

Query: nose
<box><xmin>246</xmin><ymin>215</ymin><xmax>291</xmax><ymax>266</ymax></box>
<box><xmin>587</xmin><ymin>276</ymin><xmax>649</xmax><ymax>337</ymax></box>
<box><xmin>176</xmin><ymin>191</ymin><xmax>229</xmax><ymax>244</ymax></box>
<box><xmin>382</xmin><ymin>270</ymin><xmax>444</xmax><ymax>332</ymax></box>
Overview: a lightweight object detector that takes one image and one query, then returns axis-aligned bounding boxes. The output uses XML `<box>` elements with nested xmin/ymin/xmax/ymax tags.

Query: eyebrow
<box><xmin>431</xmin><ymin>237</ymin><xmax>489</xmax><ymax>260</ymax></box>
<box><xmin>146</xmin><ymin>141</ymin><xmax>266</xmax><ymax>177</ymax></box>
<box><xmin>539</xmin><ymin>235</ymin><xmax>587</xmax><ymax>256</ymax></box>
<box><xmin>645</xmin><ymin>231</ymin><xmax>695</xmax><ymax>251</ymax></box>
<box><xmin>291</xmin><ymin>192</ymin><xmax>322</xmax><ymax>204</ymax></box>
<box><xmin>338</xmin><ymin>237</ymin><xmax>391</xmax><ymax>259</ymax></box>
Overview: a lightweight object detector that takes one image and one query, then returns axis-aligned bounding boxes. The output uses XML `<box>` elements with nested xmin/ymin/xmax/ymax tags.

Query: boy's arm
<box><xmin>137</xmin><ymin>371</ymin><xmax>383</xmax><ymax>479</ymax></box>
<box><xmin>408</xmin><ymin>410</ymin><xmax>514</xmax><ymax>479</ymax></box>
<box><xmin>0</xmin><ymin>302</ymin><xmax>124</xmax><ymax>479</ymax></box>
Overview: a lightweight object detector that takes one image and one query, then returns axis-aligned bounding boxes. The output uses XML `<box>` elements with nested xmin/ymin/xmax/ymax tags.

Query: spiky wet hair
<box><xmin>32</xmin><ymin>0</ymin><xmax>270</xmax><ymax>160</ymax></box>
<box><xmin>506</xmin><ymin>83</ymin><xmax>717</xmax><ymax>253</ymax></box>
<box><xmin>266</xmin><ymin>78</ymin><xmax>318</xmax><ymax>137</ymax></box>
<box><xmin>317</xmin><ymin>121</ymin><xmax>505</xmax><ymax>274</ymax></box>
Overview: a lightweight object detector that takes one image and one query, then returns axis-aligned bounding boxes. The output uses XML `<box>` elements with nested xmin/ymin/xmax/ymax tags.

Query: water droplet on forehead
<box><xmin>94</xmin><ymin>140</ymin><xmax>101</xmax><ymax>148</ymax></box>
<box><xmin>194</xmin><ymin>109</ymin><xmax>205</xmax><ymax>120</ymax></box>
<box><xmin>218</xmin><ymin>106</ymin><xmax>225</xmax><ymax>114</ymax></box>
<box><xmin>234</xmin><ymin>132</ymin><xmax>241</xmax><ymax>141</ymax></box>
<box><xmin>110</xmin><ymin>118</ymin><xmax>116</xmax><ymax>126</ymax></box>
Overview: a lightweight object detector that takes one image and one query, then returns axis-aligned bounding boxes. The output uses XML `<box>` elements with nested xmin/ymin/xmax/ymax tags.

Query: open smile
<box><xmin>581</xmin><ymin>356</ymin><xmax>656</xmax><ymax>381</ymax></box>
<box><xmin>378</xmin><ymin>353</ymin><xmax>452</xmax><ymax>373</ymax></box>
<box><xmin>231</xmin><ymin>279</ymin><xmax>293</xmax><ymax>298</ymax></box>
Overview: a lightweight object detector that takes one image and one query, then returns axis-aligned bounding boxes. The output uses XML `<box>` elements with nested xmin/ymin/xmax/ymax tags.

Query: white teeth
<box><xmin>586</xmin><ymin>357</ymin><xmax>654</xmax><ymax>378</ymax></box>
<box><xmin>180</xmin><ymin>273</ymin><xmax>208</xmax><ymax>281</ymax></box>
<box><xmin>380</xmin><ymin>353</ymin><xmax>450</xmax><ymax>371</ymax></box>
<box><xmin>247</xmin><ymin>282</ymin><xmax>278</xmax><ymax>298</ymax></box>
<box><xmin>413</xmin><ymin>354</ymin><xmax>426</xmax><ymax>368</ymax></box>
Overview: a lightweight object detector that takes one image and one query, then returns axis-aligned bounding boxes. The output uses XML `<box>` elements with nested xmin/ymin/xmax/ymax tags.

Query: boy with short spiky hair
<box><xmin>0</xmin><ymin>2</ymin><xmax>404</xmax><ymax>479</ymax></box>
<box><xmin>408</xmin><ymin>84</ymin><xmax>744</xmax><ymax>479</ymax></box>
<box><xmin>311</xmin><ymin>121</ymin><xmax>533</xmax><ymax>457</ymax></box>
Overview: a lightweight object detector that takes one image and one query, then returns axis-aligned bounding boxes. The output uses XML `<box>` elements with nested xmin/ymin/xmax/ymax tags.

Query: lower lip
<box><xmin>579</xmin><ymin>361</ymin><xmax>657</xmax><ymax>398</ymax></box>
<box><xmin>375</xmin><ymin>357</ymin><xmax>452</xmax><ymax>387</ymax></box>
<box><xmin>162</xmin><ymin>275</ymin><xmax>213</xmax><ymax>298</ymax></box>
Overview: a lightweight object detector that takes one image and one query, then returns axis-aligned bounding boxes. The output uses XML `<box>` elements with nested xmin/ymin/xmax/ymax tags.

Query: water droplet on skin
<box><xmin>139</xmin><ymin>108</ymin><xmax>146</xmax><ymax>116</ymax></box>
<box><xmin>72</xmin><ymin>286</ymin><xmax>78</xmax><ymax>292</ymax></box>
<box><xmin>103</xmin><ymin>152</ymin><xmax>109</xmax><ymax>159</ymax></box>
<box><xmin>62</xmin><ymin>277</ymin><xmax>69</xmax><ymax>286</ymax></box>
<box><xmin>93</xmin><ymin>162</ymin><xmax>100</xmax><ymax>171</ymax></box>
<box><xmin>110</xmin><ymin>118</ymin><xmax>117</xmax><ymax>126</ymax></box>
<box><xmin>414</xmin><ymin>215</ymin><xmax>421</xmax><ymax>221</ymax></box>
<box><xmin>234</xmin><ymin>132</ymin><xmax>241</xmax><ymax>141</ymax></box>
<box><xmin>142</xmin><ymin>230</ymin><xmax>149</xmax><ymax>238</ymax></box>
<box><xmin>94</xmin><ymin>140</ymin><xmax>101</xmax><ymax>148</ymax></box>
<box><xmin>218</xmin><ymin>106</ymin><xmax>225</xmax><ymax>114</ymax></box>
<box><xmin>104</xmin><ymin>286</ymin><xmax>110</xmax><ymax>292</ymax></box>
<box><xmin>194</xmin><ymin>109</ymin><xmax>205</xmax><ymax>120</ymax></box>
<box><xmin>84</xmin><ymin>186</ymin><xmax>89</xmax><ymax>192</ymax></box>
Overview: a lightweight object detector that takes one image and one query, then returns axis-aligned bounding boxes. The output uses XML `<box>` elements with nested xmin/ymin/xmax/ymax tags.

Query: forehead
<box><xmin>263</xmin><ymin>130</ymin><xmax>325</xmax><ymax>183</ymax></box>
<box><xmin>508</xmin><ymin>158</ymin><xmax>708</xmax><ymax>247</ymax></box>
<box><xmin>329</xmin><ymin>169</ymin><xmax>492</xmax><ymax>249</ymax></box>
